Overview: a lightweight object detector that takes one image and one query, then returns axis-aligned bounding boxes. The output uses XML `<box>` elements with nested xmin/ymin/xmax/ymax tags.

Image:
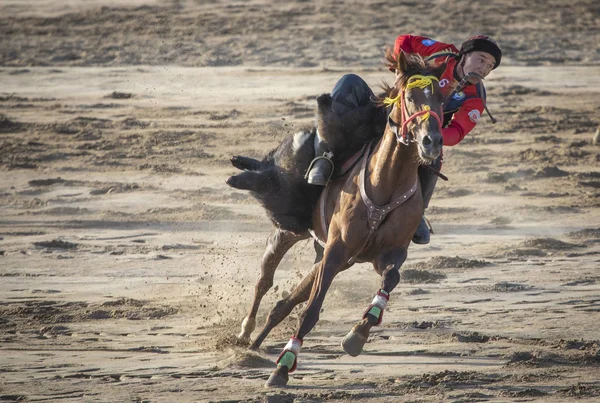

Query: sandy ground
<box><xmin>1</xmin><ymin>1</ymin><xmax>599</xmax><ymax>402</ymax></box>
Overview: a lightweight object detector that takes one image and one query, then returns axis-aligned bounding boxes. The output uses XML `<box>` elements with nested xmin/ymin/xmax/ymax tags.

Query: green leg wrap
<box><xmin>278</xmin><ymin>351</ymin><xmax>296</xmax><ymax>369</ymax></box>
<box><xmin>367</xmin><ymin>306</ymin><xmax>382</xmax><ymax>320</ymax></box>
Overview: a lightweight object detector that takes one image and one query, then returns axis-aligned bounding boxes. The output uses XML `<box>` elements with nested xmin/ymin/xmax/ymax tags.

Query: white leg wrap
<box><xmin>284</xmin><ymin>337</ymin><xmax>302</xmax><ymax>355</ymax></box>
<box><xmin>371</xmin><ymin>294</ymin><xmax>388</xmax><ymax>310</ymax></box>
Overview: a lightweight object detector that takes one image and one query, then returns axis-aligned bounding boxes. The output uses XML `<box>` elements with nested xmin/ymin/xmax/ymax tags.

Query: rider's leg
<box><xmin>306</xmin><ymin>74</ymin><xmax>375</xmax><ymax>186</ymax></box>
<box><xmin>412</xmin><ymin>154</ymin><xmax>442</xmax><ymax>244</ymax></box>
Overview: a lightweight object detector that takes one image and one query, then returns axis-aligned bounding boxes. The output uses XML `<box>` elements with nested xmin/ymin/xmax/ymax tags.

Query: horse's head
<box><xmin>383</xmin><ymin>50</ymin><xmax>445</xmax><ymax>163</ymax></box>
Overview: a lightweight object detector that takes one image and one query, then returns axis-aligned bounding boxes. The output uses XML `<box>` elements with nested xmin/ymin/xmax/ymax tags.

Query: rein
<box><xmin>422</xmin><ymin>162</ymin><xmax>448</xmax><ymax>181</ymax></box>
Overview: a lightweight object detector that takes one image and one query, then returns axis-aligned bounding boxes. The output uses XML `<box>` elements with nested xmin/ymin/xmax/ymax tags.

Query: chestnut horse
<box><xmin>233</xmin><ymin>51</ymin><xmax>445</xmax><ymax>387</ymax></box>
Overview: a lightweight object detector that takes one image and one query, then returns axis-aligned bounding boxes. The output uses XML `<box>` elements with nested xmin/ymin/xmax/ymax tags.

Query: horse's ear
<box><xmin>431</xmin><ymin>61</ymin><xmax>447</xmax><ymax>80</ymax></box>
<box><xmin>384</xmin><ymin>47</ymin><xmax>408</xmax><ymax>76</ymax></box>
<box><xmin>396</xmin><ymin>50</ymin><xmax>409</xmax><ymax>77</ymax></box>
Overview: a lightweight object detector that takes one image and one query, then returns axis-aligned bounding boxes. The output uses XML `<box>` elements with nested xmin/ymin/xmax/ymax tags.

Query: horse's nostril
<box><xmin>423</xmin><ymin>136</ymin><xmax>432</xmax><ymax>146</ymax></box>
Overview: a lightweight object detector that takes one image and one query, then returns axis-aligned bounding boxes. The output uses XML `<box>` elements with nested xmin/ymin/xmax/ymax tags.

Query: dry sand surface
<box><xmin>1</xmin><ymin>1</ymin><xmax>599</xmax><ymax>402</ymax></box>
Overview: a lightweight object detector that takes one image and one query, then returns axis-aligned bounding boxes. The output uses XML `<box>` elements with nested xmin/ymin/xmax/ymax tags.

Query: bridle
<box><xmin>383</xmin><ymin>75</ymin><xmax>443</xmax><ymax>146</ymax></box>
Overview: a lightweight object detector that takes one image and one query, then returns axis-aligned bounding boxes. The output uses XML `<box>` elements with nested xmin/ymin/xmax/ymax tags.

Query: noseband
<box><xmin>383</xmin><ymin>75</ymin><xmax>443</xmax><ymax>146</ymax></box>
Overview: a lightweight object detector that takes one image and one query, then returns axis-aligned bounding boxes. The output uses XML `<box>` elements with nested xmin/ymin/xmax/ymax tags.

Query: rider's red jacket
<box><xmin>394</xmin><ymin>35</ymin><xmax>488</xmax><ymax>146</ymax></box>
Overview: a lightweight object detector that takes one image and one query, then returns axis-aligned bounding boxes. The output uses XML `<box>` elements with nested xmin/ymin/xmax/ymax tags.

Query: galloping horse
<box><xmin>230</xmin><ymin>50</ymin><xmax>445</xmax><ymax>387</ymax></box>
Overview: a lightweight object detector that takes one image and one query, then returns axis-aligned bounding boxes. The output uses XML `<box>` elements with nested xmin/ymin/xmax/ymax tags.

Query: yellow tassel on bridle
<box><xmin>420</xmin><ymin>105</ymin><xmax>431</xmax><ymax>122</ymax></box>
<box><xmin>406</xmin><ymin>75</ymin><xmax>439</xmax><ymax>92</ymax></box>
<box><xmin>382</xmin><ymin>93</ymin><xmax>402</xmax><ymax>107</ymax></box>
<box><xmin>383</xmin><ymin>75</ymin><xmax>439</xmax><ymax>108</ymax></box>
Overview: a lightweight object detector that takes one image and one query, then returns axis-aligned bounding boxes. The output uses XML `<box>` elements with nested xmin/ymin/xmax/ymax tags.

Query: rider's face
<box><xmin>460</xmin><ymin>51</ymin><xmax>496</xmax><ymax>84</ymax></box>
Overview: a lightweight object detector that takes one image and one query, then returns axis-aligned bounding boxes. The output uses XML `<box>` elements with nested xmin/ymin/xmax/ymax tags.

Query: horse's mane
<box><xmin>375</xmin><ymin>48</ymin><xmax>447</xmax><ymax>105</ymax></box>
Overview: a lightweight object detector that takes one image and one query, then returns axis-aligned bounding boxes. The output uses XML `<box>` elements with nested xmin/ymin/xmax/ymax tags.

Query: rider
<box><xmin>306</xmin><ymin>34</ymin><xmax>502</xmax><ymax>244</ymax></box>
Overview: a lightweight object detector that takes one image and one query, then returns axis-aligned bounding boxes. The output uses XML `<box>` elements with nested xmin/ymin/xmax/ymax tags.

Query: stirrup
<box><xmin>424</xmin><ymin>216</ymin><xmax>434</xmax><ymax>234</ymax></box>
<box><xmin>305</xmin><ymin>152</ymin><xmax>334</xmax><ymax>184</ymax></box>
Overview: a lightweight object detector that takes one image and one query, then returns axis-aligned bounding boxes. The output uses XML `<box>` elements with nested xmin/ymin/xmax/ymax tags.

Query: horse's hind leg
<box><xmin>238</xmin><ymin>228</ymin><xmax>309</xmax><ymax>343</ymax></box>
<box><xmin>230</xmin><ymin>155</ymin><xmax>263</xmax><ymax>171</ymax></box>
<box><xmin>341</xmin><ymin>248</ymin><xmax>407</xmax><ymax>357</ymax></box>
<box><xmin>250</xmin><ymin>241</ymin><xmax>324</xmax><ymax>350</ymax></box>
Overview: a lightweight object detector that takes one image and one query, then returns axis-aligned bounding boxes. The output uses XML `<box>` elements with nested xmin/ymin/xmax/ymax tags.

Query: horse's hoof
<box><xmin>265</xmin><ymin>366</ymin><xmax>289</xmax><ymax>387</ymax></box>
<box><xmin>235</xmin><ymin>335</ymin><xmax>251</xmax><ymax>347</ymax></box>
<box><xmin>341</xmin><ymin>329</ymin><xmax>368</xmax><ymax>357</ymax></box>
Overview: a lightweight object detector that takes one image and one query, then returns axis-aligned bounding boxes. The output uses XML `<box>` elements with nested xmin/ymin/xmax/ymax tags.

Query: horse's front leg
<box><xmin>341</xmin><ymin>247</ymin><xmax>407</xmax><ymax>357</ymax></box>
<box><xmin>237</xmin><ymin>228</ymin><xmax>308</xmax><ymax>343</ymax></box>
<box><xmin>266</xmin><ymin>239</ymin><xmax>349</xmax><ymax>387</ymax></box>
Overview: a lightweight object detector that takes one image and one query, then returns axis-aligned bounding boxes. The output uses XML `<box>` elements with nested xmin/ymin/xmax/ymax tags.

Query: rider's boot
<box><xmin>305</xmin><ymin>132</ymin><xmax>334</xmax><ymax>186</ymax></box>
<box><xmin>412</xmin><ymin>216</ymin><xmax>432</xmax><ymax>245</ymax></box>
<box><xmin>412</xmin><ymin>156</ymin><xmax>442</xmax><ymax>244</ymax></box>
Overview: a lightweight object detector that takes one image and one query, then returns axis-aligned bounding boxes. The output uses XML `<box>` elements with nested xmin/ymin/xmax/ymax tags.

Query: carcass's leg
<box><xmin>266</xmin><ymin>241</ymin><xmax>348</xmax><ymax>387</ymax></box>
<box><xmin>341</xmin><ymin>248</ymin><xmax>407</xmax><ymax>357</ymax></box>
<box><xmin>226</xmin><ymin>170</ymin><xmax>272</xmax><ymax>193</ymax></box>
<box><xmin>230</xmin><ymin>155</ymin><xmax>263</xmax><ymax>172</ymax></box>
<box><xmin>237</xmin><ymin>229</ymin><xmax>308</xmax><ymax>343</ymax></box>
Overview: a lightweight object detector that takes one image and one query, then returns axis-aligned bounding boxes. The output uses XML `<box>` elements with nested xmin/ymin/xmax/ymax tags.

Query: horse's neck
<box><xmin>367</xmin><ymin>127</ymin><xmax>419</xmax><ymax>206</ymax></box>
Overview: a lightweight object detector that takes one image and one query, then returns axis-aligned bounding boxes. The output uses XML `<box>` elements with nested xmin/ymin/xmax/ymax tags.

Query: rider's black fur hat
<box><xmin>460</xmin><ymin>35</ymin><xmax>502</xmax><ymax>69</ymax></box>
